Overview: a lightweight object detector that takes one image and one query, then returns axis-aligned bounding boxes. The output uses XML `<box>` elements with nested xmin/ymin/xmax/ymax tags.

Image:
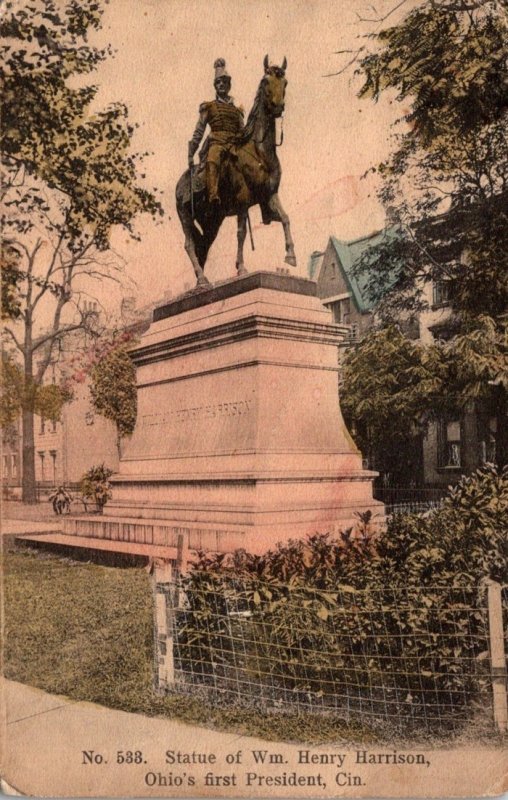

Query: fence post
<box><xmin>487</xmin><ymin>580</ymin><xmax>507</xmax><ymax>734</ymax></box>
<box><xmin>174</xmin><ymin>533</ymin><xmax>188</xmax><ymax>607</ymax></box>
<box><xmin>153</xmin><ymin>559</ymin><xmax>175</xmax><ymax>692</ymax></box>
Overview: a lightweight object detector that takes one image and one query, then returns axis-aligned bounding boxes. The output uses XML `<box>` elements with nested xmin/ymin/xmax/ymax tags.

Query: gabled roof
<box><xmin>307</xmin><ymin>250</ymin><xmax>324</xmax><ymax>281</ymax></box>
<box><xmin>310</xmin><ymin>229</ymin><xmax>399</xmax><ymax>313</ymax></box>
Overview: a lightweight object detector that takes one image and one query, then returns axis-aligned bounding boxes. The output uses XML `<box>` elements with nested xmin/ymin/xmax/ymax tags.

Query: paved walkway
<box><xmin>1</xmin><ymin>679</ymin><xmax>506</xmax><ymax>798</ymax></box>
<box><xmin>2</xmin><ymin>500</ymin><xmax>57</xmax><ymax>522</ymax></box>
<box><xmin>2</xmin><ymin>500</ymin><xmax>66</xmax><ymax>539</ymax></box>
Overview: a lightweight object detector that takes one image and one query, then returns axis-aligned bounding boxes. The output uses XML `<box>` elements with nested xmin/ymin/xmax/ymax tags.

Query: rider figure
<box><xmin>188</xmin><ymin>58</ymin><xmax>244</xmax><ymax>205</ymax></box>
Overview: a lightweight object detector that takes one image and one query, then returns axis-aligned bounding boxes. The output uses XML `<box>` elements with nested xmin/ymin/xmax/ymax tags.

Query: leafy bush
<box><xmin>80</xmin><ymin>464</ymin><xmax>113</xmax><ymax>513</ymax></box>
<box><xmin>176</xmin><ymin>466</ymin><xmax>507</xmax><ymax>730</ymax></box>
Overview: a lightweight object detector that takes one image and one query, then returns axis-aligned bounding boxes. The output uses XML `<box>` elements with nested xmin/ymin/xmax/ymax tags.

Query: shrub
<box><xmin>174</xmin><ymin>466</ymin><xmax>507</xmax><ymax>730</ymax></box>
<box><xmin>80</xmin><ymin>464</ymin><xmax>113</xmax><ymax>513</ymax></box>
<box><xmin>381</xmin><ymin>463</ymin><xmax>508</xmax><ymax>587</ymax></box>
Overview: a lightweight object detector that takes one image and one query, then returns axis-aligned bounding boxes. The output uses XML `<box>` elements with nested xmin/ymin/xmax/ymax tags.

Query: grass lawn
<box><xmin>3</xmin><ymin>546</ymin><xmax>379</xmax><ymax>745</ymax></box>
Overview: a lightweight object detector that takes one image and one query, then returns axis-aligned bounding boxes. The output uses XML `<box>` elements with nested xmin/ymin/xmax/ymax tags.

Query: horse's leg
<box><xmin>181</xmin><ymin>213</ymin><xmax>211</xmax><ymax>287</ymax></box>
<box><xmin>268</xmin><ymin>193</ymin><xmax>297</xmax><ymax>267</ymax></box>
<box><xmin>236</xmin><ymin>212</ymin><xmax>248</xmax><ymax>275</ymax></box>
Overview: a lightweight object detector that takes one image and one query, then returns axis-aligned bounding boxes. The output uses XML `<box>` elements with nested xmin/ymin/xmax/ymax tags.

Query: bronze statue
<box><xmin>176</xmin><ymin>55</ymin><xmax>297</xmax><ymax>287</ymax></box>
<box><xmin>188</xmin><ymin>58</ymin><xmax>245</xmax><ymax>206</ymax></box>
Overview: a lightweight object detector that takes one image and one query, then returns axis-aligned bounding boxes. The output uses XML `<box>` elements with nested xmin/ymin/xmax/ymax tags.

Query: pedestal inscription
<box><xmin>142</xmin><ymin>398</ymin><xmax>253</xmax><ymax>427</ymax></box>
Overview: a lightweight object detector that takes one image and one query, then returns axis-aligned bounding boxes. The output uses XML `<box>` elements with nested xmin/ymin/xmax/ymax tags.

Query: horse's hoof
<box><xmin>195</xmin><ymin>277</ymin><xmax>211</xmax><ymax>290</ymax></box>
<box><xmin>236</xmin><ymin>267</ymin><xmax>248</xmax><ymax>276</ymax></box>
<box><xmin>285</xmin><ymin>255</ymin><xmax>297</xmax><ymax>267</ymax></box>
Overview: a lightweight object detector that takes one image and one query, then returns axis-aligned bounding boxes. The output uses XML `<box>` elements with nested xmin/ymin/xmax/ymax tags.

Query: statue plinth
<box><xmin>63</xmin><ymin>271</ymin><xmax>383</xmax><ymax>557</ymax></box>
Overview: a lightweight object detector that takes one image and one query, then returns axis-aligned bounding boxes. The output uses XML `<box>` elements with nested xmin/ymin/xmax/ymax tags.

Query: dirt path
<box><xmin>2</xmin><ymin>679</ymin><xmax>506</xmax><ymax>798</ymax></box>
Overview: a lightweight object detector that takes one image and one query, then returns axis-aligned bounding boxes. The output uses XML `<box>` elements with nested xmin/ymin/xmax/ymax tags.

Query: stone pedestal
<box><xmin>64</xmin><ymin>272</ymin><xmax>383</xmax><ymax>556</ymax></box>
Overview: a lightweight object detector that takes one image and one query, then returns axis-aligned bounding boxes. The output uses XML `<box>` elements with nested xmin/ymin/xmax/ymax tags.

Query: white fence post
<box><xmin>153</xmin><ymin>559</ymin><xmax>175</xmax><ymax>692</ymax></box>
<box><xmin>487</xmin><ymin>580</ymin><xmax>507</xmax><ymax>734</ymax></box>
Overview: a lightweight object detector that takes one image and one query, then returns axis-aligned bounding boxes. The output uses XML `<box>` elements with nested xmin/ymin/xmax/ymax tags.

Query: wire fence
<box><xmin>154</xmin><ymin>574</ymin><xmax>507</xmax><ymax>735</ymax></box>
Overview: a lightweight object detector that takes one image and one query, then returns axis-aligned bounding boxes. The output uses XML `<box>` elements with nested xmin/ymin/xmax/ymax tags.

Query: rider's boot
<box><xmin>206</xmin><ymin>162</ymin><xmax>221</xmax><ymax>205</ymax></box>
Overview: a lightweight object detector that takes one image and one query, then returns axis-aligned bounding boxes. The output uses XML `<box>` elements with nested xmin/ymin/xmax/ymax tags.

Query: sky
<box><xmin>84</xmin><ymin>0</ymin><xmax>414</xmax><ymax>306</ymax></box>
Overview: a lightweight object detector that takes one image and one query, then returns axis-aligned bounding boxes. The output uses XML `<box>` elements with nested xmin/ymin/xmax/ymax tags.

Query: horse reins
<box><xmin>253</xmin><ymin>113</ymin><xmax>284</xmax><ymax>147</ymax></box>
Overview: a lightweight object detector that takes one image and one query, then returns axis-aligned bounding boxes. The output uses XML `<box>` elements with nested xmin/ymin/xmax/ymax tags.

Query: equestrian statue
<box><xmin>176</xmin><ymin>56</ymin><xmax>297</xmax><ymax>287</ymax></box>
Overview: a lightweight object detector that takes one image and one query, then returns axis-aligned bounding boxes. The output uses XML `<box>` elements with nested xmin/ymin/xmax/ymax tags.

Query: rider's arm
<box><xmin>188</xmin><ymin>103</ymin><xmax>209</xmax><ymax>166</ymax></box>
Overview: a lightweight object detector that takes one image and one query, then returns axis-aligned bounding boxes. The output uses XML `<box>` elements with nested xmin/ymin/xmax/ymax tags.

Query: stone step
<box><xmin>15</xmin><ymin>532</ymin><xmax>180</xmax><ymax>560</ymax></box>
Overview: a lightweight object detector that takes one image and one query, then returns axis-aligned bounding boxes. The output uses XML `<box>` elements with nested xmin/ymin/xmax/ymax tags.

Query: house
<box><xmin>309</xmin><ymin>232</ymin><xmax>419</xmax><ymax>344</ymax></box>
<box><xmin>33</xmin><ymin>361</ymin><xmax>119</xmax><ymax>490</ymax></box>
<box><xmin>309</xmin><ymin>232</ymin><xmax>497</xmax><ymax>492</ymax></box>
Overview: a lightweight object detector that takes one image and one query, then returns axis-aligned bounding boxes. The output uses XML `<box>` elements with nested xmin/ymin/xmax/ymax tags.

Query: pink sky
<box><xmin>80</xmin><ymin>0</ymin><xmax>415</xmax><ymax>305</ymax></box>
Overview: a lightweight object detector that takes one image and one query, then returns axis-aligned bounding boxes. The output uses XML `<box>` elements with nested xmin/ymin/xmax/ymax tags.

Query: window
<box><xmin>2</xmin><ymin>454</ymin><xmax>9</xmax><ymax>478</ymax></box>
<box><xmin>479</xmin><ymin>416</ymin><xmax>497</xmax><ymax>464</ymax></box>
<box><xmin>11</xmin><ymin>453</ymin><xmax>18</xmax><ymax>479</ymax></box>
<box><xmin>50</xmin><ymin>450</ymin><xmax>57</xmax><ymax>484</ymax></box>
<box><xmin>38</xmin><ymin>451</ymin><xmax>45</xmax><ymax>482</ymax></box>
<box><xmin>326</xmin><ymin>297</ymin><xmax>351</xmax><ymax>324</ymax></box>
<box><xmin>433</xmin><ymin>280</ymin><xmax>451</xmax><ymax>307</ymax></box>
<box><xmin>51</xmin><ymin>418</ymin><xmax>57</xmax><ymax>433</ymax></box>
<box><xmin>40</xmin><ymin>417</ymin><xmax>46</xmax><ymax>434</ymax></box>
<box><xmin>437</xmin><ymin>419</ymin><xmax>462</xmax><ymax>469</ymax></box>
<box><xmin>349</xmin><ymin>323</ymin><xmax>360</xmax><ymax>342</ymax></box>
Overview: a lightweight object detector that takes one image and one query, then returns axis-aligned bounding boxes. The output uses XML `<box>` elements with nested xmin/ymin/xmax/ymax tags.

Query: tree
<box><xmin>1</xmin><ymin>0</ymin><xmax>162</xmax><ymax>501</ymax></box>
<box><xmin>338</xmin><ymin>0</ymin><xmax>508</xmax><ymax>471</ymax></box>
<box><xmin>340</xmin><ymin>326</ymin><xmax>445</xmax><ymax>479</ymax></box>
<box><xmin>1</xmin><ymin>243</ymin><xmax>23</xmax><ymax>321</ymax></box>
<box><xmin>340</xmin><ymin>317</ymin><xmax>508</xmax><ymax>477</ymax></box>
<box><xmin>354</xmin><ymin>0</ymin><xmax>508</xmax><ymax>319</ymax></box>
<box><xmin>89</xmin><ymin>343</ymin><xmax>137</xmax><ymax>457</ymax></box>
<box><xmin>1</xmin><ymin>350</ymin><xmax>72</xmax><ymax>451</ymax></box>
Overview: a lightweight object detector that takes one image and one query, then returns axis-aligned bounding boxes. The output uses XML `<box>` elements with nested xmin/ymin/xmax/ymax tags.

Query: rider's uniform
<box><xmin>189</xmin><ymin>96</ymin><xmax>244</xmax><ymax>203</ymax></box>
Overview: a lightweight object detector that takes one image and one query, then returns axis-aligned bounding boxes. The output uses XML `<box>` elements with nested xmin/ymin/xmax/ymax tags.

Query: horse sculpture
<box><xmin>176</xmin><ymin>56</ymin><xmax>296</xmax><ymax>287</ymax></box>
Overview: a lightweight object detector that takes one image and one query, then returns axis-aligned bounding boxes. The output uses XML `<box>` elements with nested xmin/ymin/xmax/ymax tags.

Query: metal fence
<box><xmin>153</xmin><ymin>568</ymin><xmax>507</xmax><ymax>735</ymax></box>
<box><xmin>373</xmin><ymin>486</ymin><xmax>449</xmax><ymax>516</ymax></box>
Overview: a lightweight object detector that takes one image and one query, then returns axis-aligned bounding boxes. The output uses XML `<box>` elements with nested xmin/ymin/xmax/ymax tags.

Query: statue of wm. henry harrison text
<box><xmin>175</xmin><ymin>56</ymin><xmax>297</xmax><ymax>287</ymax></box>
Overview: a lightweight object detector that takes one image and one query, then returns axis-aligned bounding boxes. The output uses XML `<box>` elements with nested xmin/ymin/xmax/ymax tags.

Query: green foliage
<box><xmin>1</xmin><ymin>0</ymin><xmax>162</xmax><ymax>501</ymax></box>
<box><xmin>339</xmin><ymin>326</ymin><xmax>444</xmax><ymax>474</ymax></box>
<box><xmin>359</xmin><ymin>2</ymin><xmax>508</xmax><ymax>142</ymax></box>
<box><xmin>0</xmin><ymin>354</ymin><xmax>24</xmax><ymax>427</ymax></box>
<box><xmin>1</xmin><ymin>243</ymin><xmax>23</xmax><ymax>320</ymax></box>
<box><xmin>178</xmin><ymin>466</ymin><xmax>507</xmax><ymax>730</ymax></box>
<box><xmin>340</xmin><ymin>317</ymin><xmax>508</xmax><ymax>474</ymax></box>
<box><xmin>1</xmin><ymin>352</ymin><xmax>72</xmax><ymax>426</ymax></box>
<box><xmin>1</xmin><ymin>0</ymin><xmax>163</xmax><ymax>247</ymax></box>
<box><xmin>439</xmin><ymin>316</ymin><xmax>508</xmax><ymax>403</ymax></box>
<box><xmin>352</xmin><ymin>0</ymin><xmax>508</xmax><ymax>408</ymax></box>
<box><xmin>80</xmin><ymin>463</ymin><xmax>113</xmax><ymax>512</ymax></box>
<box><xmin>34</xmin><ymin>382</ymin><xmax>73</xmax><ymax>421</ymax></box>
<box><xmin>89</xmin><ymin>344</ymin><xmax>137</xmax><ymax>439</ymax></box>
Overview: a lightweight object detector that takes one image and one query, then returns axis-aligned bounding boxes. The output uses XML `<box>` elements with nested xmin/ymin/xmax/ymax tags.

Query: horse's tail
<box><xmin>175</xmin><ymin>169</ymin><xmax>222</xmax><ymax>268</ymax></box>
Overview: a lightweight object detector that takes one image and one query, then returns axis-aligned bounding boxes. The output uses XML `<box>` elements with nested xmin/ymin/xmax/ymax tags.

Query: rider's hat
<box><xmin>213</xmin><ymin>58</ymin><xmax>230</xmax><ymax>83</ymax></box>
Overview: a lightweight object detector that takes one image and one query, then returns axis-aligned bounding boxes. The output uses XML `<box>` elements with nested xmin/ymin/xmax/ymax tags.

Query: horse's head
<box><xmin>261</xmin><ymin>54</ymin><xmax>287</xmax><ymax>118</ymax></box>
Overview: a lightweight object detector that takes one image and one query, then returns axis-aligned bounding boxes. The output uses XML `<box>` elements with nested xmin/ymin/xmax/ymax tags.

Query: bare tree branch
<box><xmin>324</xmin><ymin>47</ymin><xmax>367</xmax><ymax>77</ymax></box>
<box><xmin>356</xmin><ymin>0</ymin><xmax>410</xmax><ymax>24</ymax></box>
<box><xmin>2</xmin><ymin>326</ymin><xmax>24</xmax><ymax>354</ymax></box>
<box><xmin>30</xmin><ymin>228</ymin><xmax>67</xmax><ymax>311</ymax></box>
